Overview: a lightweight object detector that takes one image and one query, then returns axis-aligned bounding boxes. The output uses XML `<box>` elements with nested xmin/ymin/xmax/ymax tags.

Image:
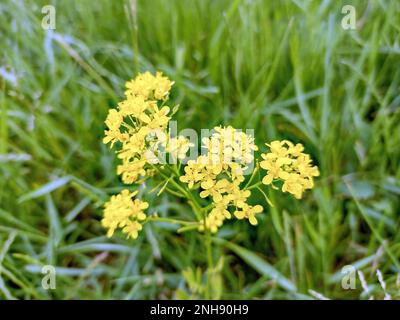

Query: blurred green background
<box><xmin>0</xmin><ymin>0</ymin><xmax>399</xmax><ymax>299</ymax></box>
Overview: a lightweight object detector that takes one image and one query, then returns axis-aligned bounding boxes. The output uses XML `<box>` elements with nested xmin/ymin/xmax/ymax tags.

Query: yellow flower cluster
<box><xmin>202</xmin><ymin>126</ymin><xmax>257</xmax><ymax>167</ymax></box>
<box><xmin>101</xmin><ymin>190</ymin><xmax>148</xmax><ymax>239</ymax></box>
<box><xmin>167</xmin><ymin>135</ymin><xmax>195</xmax><ymax>161</ymax></box>
<box><xmin>260</xmin><ymin>140</ymin><xmax>320</xmax><ymax>199</ymax></box>
<box><xmin>101</xmin><ymin>72</ymin><xmax>320</xmax><ymax>241</ymax></box>
<box><xmin>102</xmin><ymin>72</ymin><xmax>193</xmax><ymax>239</ymax></box>
<box><xmin>125</xmin><ymin>71</ymin><xmax>174</xmax><ymax>101</ymax></box>
<box><xmin>180</xmin><ymin>126</ymin><xmax>262</xmax><ymax>233</ymax></box>
<box><xmin>103</xmin><ymin>71</ymin><xmax>192</xmax><ymax>184</ymax></box>
<box><xmin>103</xmin><ymin>72</ymin><xmax>173</xmax><ymax>183</ymax></box>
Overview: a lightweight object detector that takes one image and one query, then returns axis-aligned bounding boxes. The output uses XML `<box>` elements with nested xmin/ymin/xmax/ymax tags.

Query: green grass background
<box><xmin>0</xmin><ymin>0</ymin><xmax>399</xmax><ymax>299</ymax></box>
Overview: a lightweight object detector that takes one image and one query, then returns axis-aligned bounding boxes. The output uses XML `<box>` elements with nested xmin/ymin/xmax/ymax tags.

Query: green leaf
<box><xmin>213</xmin><ymin>238</ymin><xmax>297</xmax><ymax>292</ymax></box>
<box><xmin>18</xmin><ymin>176</ymin><xmax>71</xmax><ymax>203</ymax></box>
<box><xmin>46</xmin><ymin>194</ymin><xmax>63</xmax><ymax>247</ymax></box>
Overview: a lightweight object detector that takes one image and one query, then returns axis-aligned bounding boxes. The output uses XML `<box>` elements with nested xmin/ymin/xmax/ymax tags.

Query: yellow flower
<box><xmin>117</xmin><ymin>158</ymin><xmax>147</xmax><ymax>184</ymax></box>
<box><xmin>202</xmin><ymin>126</ymin><xmax>258</xmax><ymax>166</ymax></box>
<box><xmin>125</xmin><ymin>71</ymin><xmax>174</xmax><ymax>101</ymax></box>
<box><xmin>143</xmin><ymin>106</ymin><xmax>171</xmax><ymax>129</ymax></box>
<box><xmin>198</xmin><ymin>212</ymin><xmax>224</xmax><ymax>233</ymax></box>
<box><xmin>260</xmin><ymin>140</ymin><xmax>319</xmax><ymax>198</ymax></box>
<box><xmin>103</xmin><ymin>109</ymin><xmax>129</xmax><ymax>146</ymax></box>
<box><xmin>234</xmin><ymin>204</ymin><xmax>263</xmax><ymax>226</ymax></box>
<box><xmin>102</xmin><ymin>189</ymin><xmax>148</xmax><ymax>239</ymax></box>
<box><xmin>103</xmin><ymin>72</ymin><xmax>176</xmax><ymax>187</ymax></box>
<box><xmin>229</xmin><ymin>186</ymin><xmax>251</xmax><ymax>208</ymax></box>
<box><xmin>179</xmin><ymin>126</ymin><xmax>264</xmax><ymax>232</ymax></box>
<box><xmin>154</xmin><ymin>72</ymin><xmax>175</xmax><ymax>100</ymax></box>
<box><xmin>125</xmin><ymin>72</ymin><xmax>155</xmax><ymax>99</ymax></box>
<box><xmin>293</xmin><ymin>153</ymin><xmax>320</xmax><ymax>178</ymax></box>
<box><xmin>117</xmin><ymin>95</ymin><xmax>149</xmax><ymax>118</ymax></box>
<box><xmin>198</xmin><ymin>164</ymin><xmax>220</xmax><ymax>190</ymax></box>
<box><xmin>179</xmin><ymin>158</ymin><xmax>205</xmax><ymax>188</ymax></box>
<box><xmin>260</xmin><ymin>155</ymin><xmax>288</xmax><ymax>184</ymax></box>
<box><xmin>227</xmin><ymin>163</ymin><xmax>245</xmax><ymax>185</ymax></box>
<box><xmin>167</xmin><ymin>136</ymin><xmax>194</xmax><ymax>160</ymax></box>
<box><xmin>281</xmin><ymin>173</ymin><xmax>304</xmax><ymax>199</ymax></box>
<box><xmin>198</xmin><ymin>197</ymin><xmax>232</xmax><ymax>233</ymax></box>
<box><xmin>122</xmin><ymin>220</ymin><xmax>143</xmax><ymax>240</ymax></box>
<box><xmin>213</xmin><ymin>196</ymin><xmax>233</xmax><ymax>219</ymax></box>
<box><xmin>200</xmin><ymin>178</ymin><xmax>231</xmax><ymax>202</ymax></box>
<box><xmin>103</xmin><ymin>74</ymin><xmax>278</xmax><ymax>239</ymax></box>
<box><xmin>117</xmin><ymin>131</ymin><xmax>148</xmax><ymax>161</ymax></box>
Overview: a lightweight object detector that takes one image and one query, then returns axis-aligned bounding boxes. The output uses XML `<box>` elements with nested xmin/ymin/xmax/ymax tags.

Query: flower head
<box><xmin>234</xmin><ymin>204</ymin><xmax>263</xmax><ymax>226</ymax></box>
<box><xmin>103</xmin><ymin>109</ymin><xmax>129</xmax><ymax>146</ymax></box>
<box><xmin>179</xmin><ymin>157</ymin><xmax>205</xmax><ymax>188</ymax></box>
<box><xmin>103</xmin><ymin>72</ymin><xmax>175</xmax><ymax>185</ymax></box>
<box><xmin>125</xmin><ymin>71</ymin><xmax>174</xmax><ymax>101</ymax></box>
<box><xmin>260</xmin><ymin>140</ymin><xmax>319</xmax><ymax>199</ymax></box>
<box><xmin>102</xmin><ymin>190</ymin><xmax>148</xmax><ymax>239</ymax></box>
<box><xmin>180</xmin><ymin>125</ymin><xmax>264</xmax><ymax>233</ymax></box>
<box><xmin>202</xmin><ymin>126</ymin><xmax>258</xmax><ymax>167</ymax></box>
<box><xmin>102</xmin><ymin>72</ymin><xmax>178</xmax><ymax>240</ymax></box>
<box><xmin>167</xmin><ymin>136</ymin><xmax>194</xmax><ymax>160</ymax></box>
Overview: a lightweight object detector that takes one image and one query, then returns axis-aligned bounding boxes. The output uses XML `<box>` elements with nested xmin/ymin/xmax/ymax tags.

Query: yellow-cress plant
<box><xmin>101</xmin><ymin>71</ymin><xmax>320</xmax><ymax>297</ymax></box>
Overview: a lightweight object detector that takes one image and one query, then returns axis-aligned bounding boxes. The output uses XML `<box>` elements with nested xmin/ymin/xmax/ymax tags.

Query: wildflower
<box><xmin>122</xmin><ymin>220</ymin><xmax>144</xmax><ymax>240</ymax></box>
<box><xmin>198</xmin><ymin>211</ymin><xmax>224</xmax><ymax>233</ymax></box>
<box><xmin>144</xmin><ymin>106</ymin><xmax>171</xmax><ymax>129</ymax></box>
<box><xmin>234</xmin><ymin>204</ymin><xmax>263</xmax><ymax>226</ymax></box>
<box><xmin>102</xmin><ymin>189</ymin><xmax>148</xmax><ymax>239</ymax></box>
<box><xmin>180</xmin><ymin>126</ymin><xmax>263</xmax><ymax>233</ymax></box>
<box><xmin>179</xmin><ymin>158</ymin><xmax>205</xmax><ymax>188</ymax></box>
<box><xmin>117</xmin><ymin>95</ymin><xmax>149</xmax><ymax>118</ymax></box>
<box><xmin>202</xmin><ymin>126</ymin><xmax>258</xmax><ymax>166</ymax></box>
<box><xmin>103</xmin><ymin>71</ymin><xmax>175</xmax><ymax>187</ymax></box>
<box><xmin>104</xmin><ymin>109</ymin><xmax>122</xmax><ymax>131</ymax></box>
<box><xmin>229</xmin><ymin>163</ymin><xmax>245</xmax><ymax>184</ymax></box>
<box><xmin>229</xmin><ymin>186</ymin><xmax>251</xmax><ymax>208</ymax></box>
<box><xmin>153</xmin><ymin>72</ymin><xmax>175</xmax><ymax>100</ymax></box>
<box><xmin>103</xmin><ymin>109</ymin><xmax>129</xmax><ymax>146</ymax></box>
<box><xmin>198</xmin><ymin>197</ymin><xmax>232</xmax><ymax>233</ymax></box>
<box><xmin>125</xmin><ymin>71</ymin><xmax>174</xmax><ymax>101</ymax></box>
<box><xmin>213</xmin><ymin>196</ymin><xmax>233</xmax><ymax>219</ymax></box>
<box><xmin>145</xmin><ymin>128</ymin><xmax>169</xmax><ymax>163</ymax></box>
<box><xmin>260</xmin><ymin>140</ymin><xmax>319</xmax><ymax>199</ymax></box>
<box><xmin>117</xmin><ymin>130</ymin><xmax>148</xmax><ymax>161</ymax></box>
<box><xmin>200</xmin><ymin>178</ymin><xmax>232</xmax><ymax>202</ymax></box>
<box><xmin>101</xmin><ymin>73</ymin><xmax>319</xmax><ymax>243</ymax></box>
<box><xmin>117</xmin><ymin>158</ymin><xmax>147</xmax><ymax>184</ymax></box>
<box><xmin>167</xmin><ymin>136</ymin><xmax>194</xmax><ymax>160</ymax></box>
<box><xmin>259</xmin><ymin>156</ymin><xmax>288</xmax><ymax>185</ymax></box>
<box><xmin>143</xmin><ymin>148</ymin><xmax>162</xmax><ymax>164</ymax></box>
<box><xmin>281</xmin><ymin>173</ymin><xmax>304</xmax><ymax>199</ymax></box>
<box><xmin>200</xmin><ymin>161</ymin><xmax>223</xmax><ymax>188</ymax></box>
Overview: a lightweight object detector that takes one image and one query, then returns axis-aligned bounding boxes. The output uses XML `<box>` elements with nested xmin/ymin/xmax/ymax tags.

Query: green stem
<box><xmin>177</xmin><ymin>224</ymin><xmax>199</xmax><ymax>233</ymax></box>
<box><xmin>205</xmin><ymin>229</ymin><xmax>213</xmax><ymax>299</ymax></box>
<box><xmin>244</xmin><ymin>164</ymin><xmax>258</xmax><ymax>189</ymax></box>
<box><xmin>164</xmin><ymin>186</ymin><xmax>186</xmax><ymax>198</ymax></box>
<box><xmin>245</xmin><ymin>181</ymin><xmax>262</xmax><ymax>190</ymax></box>
<box><xmin>151</xmin><ymin>163</ymin><xmax>214</xmax><ymax>298</ymax></box>
<box><xmin>146</xmin><ymin>216</ymin><xmax>196</xmax><ymax>226</ymax></box>
<box><xmin>150</xmin><ymin>164</ymin><xmax>187</xmax><ymax>196</ymax></box>
<box><xmin>256</xmin><ymin>185</ymin><xmax>274</xmax><ymax>207</ymax></box>
<box><xmin>150</xmin><ymin>163</ymin><xmax>204</xmax><ymax>221</ymax></box>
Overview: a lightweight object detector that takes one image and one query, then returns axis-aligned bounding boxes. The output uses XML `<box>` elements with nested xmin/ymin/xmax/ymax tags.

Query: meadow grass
<box><xmin>0</xmin><ymin>0</ymin><xmax>399</xmax><ymax>299</ymax></box>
